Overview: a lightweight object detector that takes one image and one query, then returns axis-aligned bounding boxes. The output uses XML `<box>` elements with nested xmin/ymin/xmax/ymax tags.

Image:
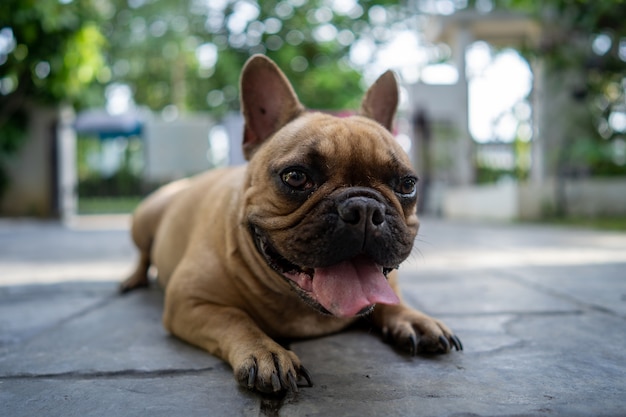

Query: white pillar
<box><xmin>452</xmin><ymin>23</ymin><xmax>474</xmax><ymax>185</ymax></box>
<box><xmin>57</xmin><ymin>105</ymin><xmax>78</xmax><ymax>223</ymax></box>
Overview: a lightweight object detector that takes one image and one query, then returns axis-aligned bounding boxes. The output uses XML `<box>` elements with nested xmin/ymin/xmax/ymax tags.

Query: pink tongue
<box><xmin>312</xmin><ymin>256</ymin><xmax>400</xmax><ymax>317</ymax></box>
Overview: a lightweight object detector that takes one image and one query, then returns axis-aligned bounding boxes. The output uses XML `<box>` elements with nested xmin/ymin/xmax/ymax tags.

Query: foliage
<box><xmin>498</xmin><ymin>0</ymin><xmax>626</xmax><ymax>177</ymax></box>
<box><xmin>0</xmin><ymin>0</ymin><xmax>108</xmax><ymax>196</ymax></box>
<box><xmin>76</xmin><ymin>135</ymin><xmax>143</xmax><ymax>197</ymax></box>
<box><xmin>0</xmin><ymin>0</ymin><xmax>107</xmax><ymax>106</ymax></box>
<box><xmin>1</xmin><ymin>0</ymin><xmax>402</xmax><ymax>118</ymax></box>
<box><xmin>1</xmin><ymin>0</ymin><xmax>402</xmax><ymax>201</ymax></box>
<box><xmin>78</xmin><ymin>196</ymin><xmax>142</xmax><ymax>214</ymax></box>
<box><xmin>475</xmin><ymin>137</ymin><xmax>530</xmax><ymax>184</ymax></box>
<box><xmin>102</xmin><ymin>0</ymin><xmax>397</xmax><ymax>115</ymax></box>
<box><xmin>535</xmin><ymin>215</ymin><xmax>626</xmax><ymax>231</ymax></box>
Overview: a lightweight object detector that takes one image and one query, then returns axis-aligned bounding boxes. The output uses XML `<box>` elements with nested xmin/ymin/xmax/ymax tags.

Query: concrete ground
<box><xmin>1</xmin><ymin>215</ymin><xmax>625</xmax><ymax>417</ymax></box>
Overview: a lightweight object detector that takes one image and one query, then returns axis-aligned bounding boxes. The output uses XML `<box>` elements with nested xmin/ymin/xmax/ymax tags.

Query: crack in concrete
<box><xmin>436</xmin><ymin>310</ymin><xmax>585</xmax><ymax>318</ymax></box>
<box><xmin>0</xmin><ymin>291</ymin><xmax>122</xmax><ymax>353</ymax></box>
<box><xmin>0</xmin><ymin>367</ymin><xmax>216</xmax><ymax>381</ymax></box>
<box><xmin>499</xmin><ymin>270</ymin><xmax>626</xmax><ymax>320</ymax></box>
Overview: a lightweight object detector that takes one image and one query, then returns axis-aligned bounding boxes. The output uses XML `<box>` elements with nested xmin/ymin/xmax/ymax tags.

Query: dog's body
<box><xmin>122</xmin><ymin>55</ymin><xmax>461</xmax><ymax>393</ymax></box>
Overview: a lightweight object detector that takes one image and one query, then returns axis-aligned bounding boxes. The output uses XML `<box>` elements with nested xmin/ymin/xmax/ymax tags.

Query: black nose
<box><xmin>337</xmin><ymin>197</ymin><xmax>386</xmax><ymax>228</ymax></box>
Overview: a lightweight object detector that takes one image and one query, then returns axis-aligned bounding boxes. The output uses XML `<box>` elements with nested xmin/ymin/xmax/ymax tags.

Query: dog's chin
<box><xmin>251</xmin><ymin>226</ymin><xmax>394</xmax><ymax>317</ymax></box>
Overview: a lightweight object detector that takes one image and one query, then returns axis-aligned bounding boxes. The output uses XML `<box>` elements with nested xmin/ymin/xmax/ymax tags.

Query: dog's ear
<box><xmin>359</xmin><ymin>71</ymin><xmax>398</xmax><ymax>132</ymax></box>
<box><xmin>240</xmin><ymin>54</ymin><xmax>305</xmax><ymax>160</ymax></box>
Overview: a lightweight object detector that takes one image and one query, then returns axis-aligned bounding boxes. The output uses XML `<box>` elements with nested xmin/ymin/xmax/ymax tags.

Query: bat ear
<box><xmin>359</xmin><ymin>70</ymin><xmax>398</xmax><ymax>132</ymax></box>
<box><xmin>240</xmin><ymin>55</ymin><xmax>305</xmax><ymax>160</ymax></box>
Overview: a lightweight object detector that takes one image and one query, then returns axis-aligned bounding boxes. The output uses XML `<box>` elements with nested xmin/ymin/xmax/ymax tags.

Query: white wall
<box><xmin>143</xmin><ymin>115</ymin><xmax>214</xmax><ymax>183</ymax></box>
<box><xmin>563</xmin><ymin>178</ymin><xmax>626</xmax><ymax>217</ymax></box>
<box><xmin>442</xmin><ymin>181</ymin><xmax>518</xmax><ymax>221</ymax></box>
<box><xmin>441</xmin><ymin>179</ymin><xmax>626</xmax><ymax>221</ymax></box>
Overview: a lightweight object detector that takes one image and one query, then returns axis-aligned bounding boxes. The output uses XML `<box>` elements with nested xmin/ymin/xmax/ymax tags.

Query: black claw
<box><xmin>270</xmin><ymin>353</ymin><xmax>285</xmax><ymax>392</ymax></box>
<box><xmin>247</xmin><ymin>362</ymin><xmax>257</xmax><ymax>389</ymax></box>
<box><xmin>298</xmin><ymin>365</ymin><xmax>313</xmax><ymax>387</ymax></box>
<box><xmin>438</xmin><ymin>335</ymin><xmax>451</xmax><ymax>353</ymax></box>
<box><xmin>270</xmin><ymin>372</ymin><xmax>282</xmax><ymax>392</ymax></box>
<box><xmin>451</xmin><ymin>335</ymin><xmax>463</xmax><ymax>351</ymax></box>
<box><xmin>287</xmin><ymin>370</ymin><xmax>299</xmax><ymax>392</ymax></box>
<box><xmin>408</xmin><ymin>333</ymin><xmax>418</xmax><ymax>356</ymax></box>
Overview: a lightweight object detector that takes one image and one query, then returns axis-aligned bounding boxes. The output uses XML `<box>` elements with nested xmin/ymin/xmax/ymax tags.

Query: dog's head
<box><xmin>240</xmin><ymin>55</ymin><xmax>419</xmax><ymax>318</ymax></box>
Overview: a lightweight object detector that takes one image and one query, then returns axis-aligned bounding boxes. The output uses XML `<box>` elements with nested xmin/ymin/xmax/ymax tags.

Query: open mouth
<box><xmin>252</xmin><ymin>227</ymin><xmax>400</xmax><ymax>318</ymax></box>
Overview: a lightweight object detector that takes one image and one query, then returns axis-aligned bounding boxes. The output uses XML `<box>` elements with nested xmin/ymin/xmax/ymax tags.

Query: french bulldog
<box><xmin>121</xmin><ymin>54</ymin><xmax>462</xmax><ymax>394</ymax></box>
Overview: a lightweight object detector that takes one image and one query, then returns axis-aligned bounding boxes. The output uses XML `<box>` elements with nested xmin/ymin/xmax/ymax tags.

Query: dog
<box><xmin>121</xmin><ymin>54</ymin><xmax>462</xmax><ymax>394</ymax></box>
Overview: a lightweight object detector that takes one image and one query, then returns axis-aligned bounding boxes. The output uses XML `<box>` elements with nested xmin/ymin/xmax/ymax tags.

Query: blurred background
<box><xmin>1</xmin><ymin>0</ymin><xmax>625</xmax><ymax>227</ymax></box>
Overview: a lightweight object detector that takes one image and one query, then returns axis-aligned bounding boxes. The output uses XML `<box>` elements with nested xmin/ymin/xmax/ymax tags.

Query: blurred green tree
<box><xmin>103</xmin><ymin>0</ymin><xmax>396</xmax><ymax>115</ymax></box>
<box><xmin>503</xmin><ymin>0</ymin><xmax>626</xmax><ymax>177</ymax></box>
<box><xmin>0</xmin><ymin>0</ymin><xmax>107</xmax><ymax>195</ymax></box>
<box><xmin>1</xmin><ymin>0</ymin><xmax>399</xmax><ymax>199</ymax></box>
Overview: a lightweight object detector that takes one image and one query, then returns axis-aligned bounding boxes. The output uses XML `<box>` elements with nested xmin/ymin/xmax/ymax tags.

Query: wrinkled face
<box><xmin>244</xmin><ymin>112</ymin><xmax>419</xmax><ymax>317</ymax></box>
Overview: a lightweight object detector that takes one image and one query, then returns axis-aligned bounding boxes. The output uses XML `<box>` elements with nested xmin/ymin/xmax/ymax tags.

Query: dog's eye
<box><xmin>281</xmin><ymin>170</ymin><xmax>313</xmax><ymax>191</ymax></box>
<box><xmin>396</xmin><ymin>176</ymin><xmax>417</xmax><ymax>197</ymax></box>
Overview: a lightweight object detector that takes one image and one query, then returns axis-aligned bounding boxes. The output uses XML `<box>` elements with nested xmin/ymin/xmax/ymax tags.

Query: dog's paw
<box><xmin>119</xmin><ymin>271</ymin><xmax>149</xmax><ymax>294</ymax></box>
<box><xmin>234</xmin><ymin>348</ymin><xmax>312</xmax><ymax>394</ymax></box>
<box><xmin>379</xmin><ymin>307</ymin><xmax>463</xmax><ymax>355</ymax></box>
<box><xmin>119</xmin><ymin>253</ymin><xmax>150</xmax><ymax>294</ymax></box>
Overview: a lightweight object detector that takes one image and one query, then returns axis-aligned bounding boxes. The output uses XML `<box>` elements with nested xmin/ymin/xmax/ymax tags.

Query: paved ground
<box><xmin>1</xmin><ymin>215</ymin><xmax>625</xmax><ymax>416</ymax></box>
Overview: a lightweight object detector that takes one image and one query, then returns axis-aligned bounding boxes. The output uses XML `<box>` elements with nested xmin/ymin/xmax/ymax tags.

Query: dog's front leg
<box><xmin>163</xmin><ymin>291</ymin><xmax>312</xmax><ymax>394</ymax></box>
<box><xmin>372</xmin><ymin>303</ymin><xmax>463</xmax><ymax>355</ymax></box>
<box><xmin>371</xmin><ymin>271</ymin><xmax>463</xmax><ymax>355</ymax></box>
